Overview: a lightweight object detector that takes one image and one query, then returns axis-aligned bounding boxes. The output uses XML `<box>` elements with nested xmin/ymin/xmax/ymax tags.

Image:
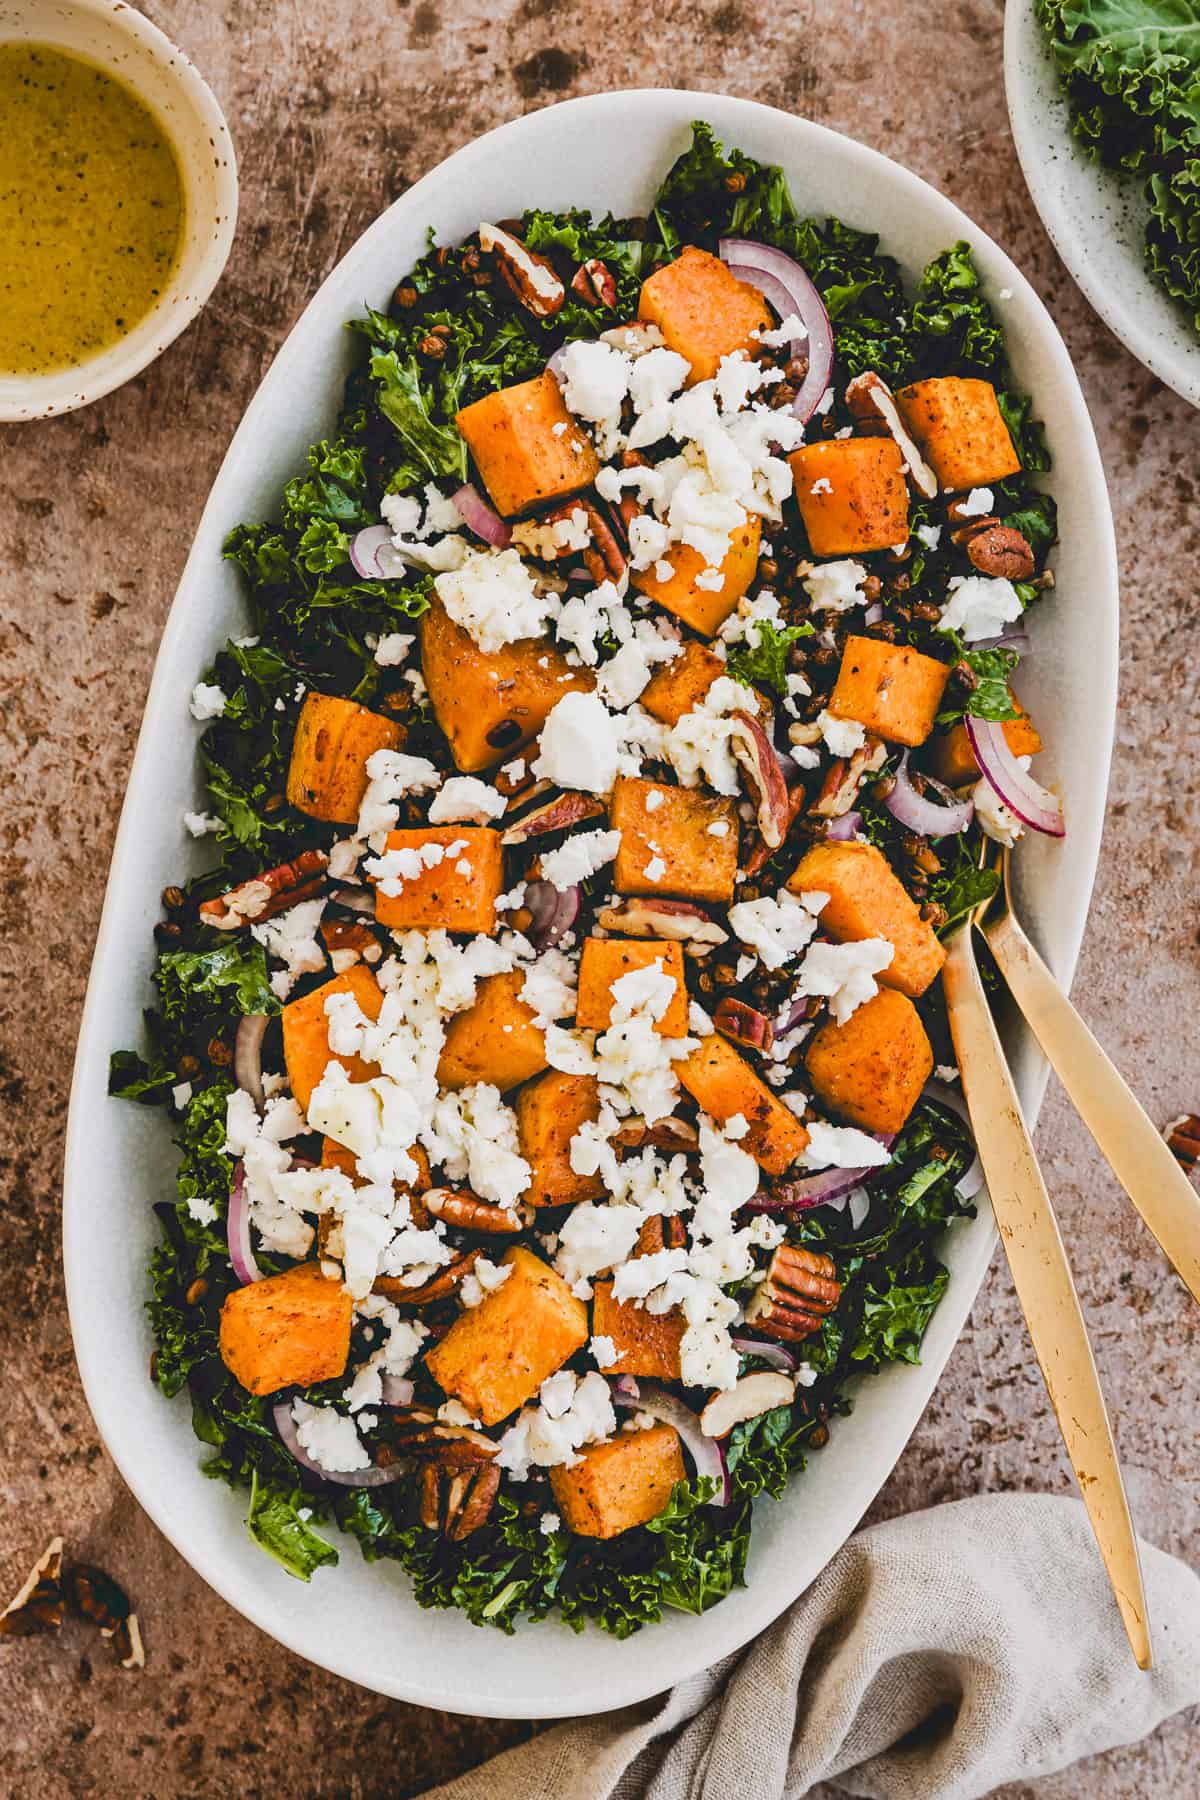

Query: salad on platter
<box><xmin>112</xmin><ymin>122</ymin><xmax>1063</xmax><ymax>1637</ymax></box>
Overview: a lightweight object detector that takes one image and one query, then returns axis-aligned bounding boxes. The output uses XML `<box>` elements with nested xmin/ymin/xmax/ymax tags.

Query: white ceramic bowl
<box><xmin>0</xmin><ymin>0</ymin><xmax>237</xmax><ymax>422</ymax></box>
<box><xmin>64</xmin><ymin>90</ymin><xmax>1118</xmax><ymax>1718</ymax></box>
<box><xmin>1005</xmin><ymin>0</ymin><xmax>1200</xmax><ymax>410</ymax></box>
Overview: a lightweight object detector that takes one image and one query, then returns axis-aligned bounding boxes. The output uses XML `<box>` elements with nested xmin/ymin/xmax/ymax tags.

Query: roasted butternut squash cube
<box><xmin>931</xmin><ymin>691</ymin><xmax>1042</xmax><ymax>787</ymax></box>
<box><xmin>425</xmin><ymin>1245</ymin><xmax>588</xmax><ymax>1426</ymax></box>
<box><xmin>286</xmin><ymin>692</ymin><xmax>405</xmax><ymax>826</ymax></box>
<box><xmin>638</xmin><ymin>246</ymin><xmax>771</xmax><ymax>384</ymax></box>
<box><xmin>320</xmin><ymin>1135</ymin><xmax>431</xmax><ymax>1213</ymax></box>
<box><xmin>516</xmin><ymin>1070</ymin><xmax>604</xmax><ymax>1208</ymax></box>
<box><xmin>437</xmin><ymin>969</ymin><xmax>548</xmax><ymax>1092</ymax></box>
<box><xmin>678</xmin><ymin>1034</ymin><xmax>809</xmax><ymax>1174</ymax></box>
<box><xmin>788</xmin><ymin>438</ymin><xmax>909</xmax><ymax>557</ymax></box>
<box><xmin>895</xmin><ymin>377</ymin><xmax>1021</xmax><ymax>491</ymax></box>
<box><xmin>611</xmin><ymin>776</ymin><xmax>738</xmax><ymax>904</ymax></box>
<box><xmin>281</xmin><ymin>965</ymin><xmax>383</xmax><ymax>1112</ymax></box>
<box><xmin>828</xmin><ymin>635</ymin><xmax>950</xmax><ymax>748</ymax></box>
<box><xmin>805</xmin><ymin>988</ymin><xmax>933</xmax><ymax>1136</ymax></box>
<box><xmin>219</xmin><ymin>1262</ymin><xmax>353</xmax><ymax>1397</ymax></box>
<box><xmin>420</xmin><ymin>596</ymin><xmax>594</xmax><ymax>773</ymax></box>
<box><xmin>371</xmin><ymin>825</ymin><xmax>503</xmax><ymax>934</ymax></box>
<box><xmin>550</xmin><ymin>1421</ymin><xmax>685</xmax><ymax>1538</ymax></box>
<box><xmin>455</xmin><ymin>371</ymin><xmax>600</xmax><ymax>517</ymax></box>
<box><xmin>640</xmin><ymin>639</ymin><xmax>726</xmax><ymax>726</ymax></box>
<box><xmin>576</xmin><ymin>938</ymin><xmax>689</xmax><ymax>1037</ymax></box>
<box><xmin>787</xmin><ymin>840</ymin><xmax>946</xmax><ymax>998</ymax></box>
<box><xmin>591</xmin><ymin>1281</ymin><xmax>685</xmax><ymax>1380</ymax></box>
<box><xmin>630</xmin><ymin>515</ymin><xmax>760</xmax><ymax>637</ymax></box>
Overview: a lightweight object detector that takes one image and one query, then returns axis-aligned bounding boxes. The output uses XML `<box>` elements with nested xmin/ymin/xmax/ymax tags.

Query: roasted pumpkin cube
<box><xmin>788</xmin><ymin>438</ymin><xmax>909</xmax><ymax>557</ymax></box>
<box><xmin>931</xmin><ymin>691</ymin><xmax>1042</xmax><ymax>787</ymax></box>
<box><xmin>677</xmin><ymin>1034</ymin><xmax>809</xmax><ymax>1174</ymax></box>
<box><xmin>420</xmin><ymin>596</ymin><xmax>594</xmax><ymax>773</ymax></box>
<box><xmin>286</xmin><ymin>692</ymin><xmax>404</xmax><ymax>826</ymax></box>
<box><xmin>576</xmin><ymin>938</ymin><xmax>689</xmax><ymax>1036</ymax></box>
<box><xmin>828</xmin><ymin>635</ymin><xmax>950</xmax><ymax>748</ymax></box>
<box><xmin>591</xmin><ymin>1281</ymin><xmax>685</xmax><ymax>1380</ymax></box>
<box><xmin>550</xmin><ymin>1421</ymin><xmax>685</xmax><ymax>1538</ymax></box>
<box><xmin>895</xmin><ymin>377</ymin><xmax>1021</xmax><ymax>491</ymax></box>
<box><xmin>640</xmin><ymin>639</ymin><xmax>727</xmax><ymax>726</ymax></box>
<box><xmin>371</xmin><ymin>825</ymin><xmax>503</xmax><ymax>934</ymax></box>
<box><xmin>437</xmin><ymin>969</ymin><xmax>548</xmax><ymax>1092</ymax></box>
<box><xmin>424</xmin><ymin>1245</ymin><xmax>588</xmax><ymax>1426</ymax></box>
<box><xmin>455</xmin><ymin>371</ymin><xmax>600</xmax><ymax>517</ymax></box>
<box><xmin>610</xmin><ymin>776</ymin><xmax>738</xmax><ymax>904</ymax></box>
<box><xmin>805</xmin><ymin>988</ymin><xmax>933</xmax><ymax>1136</ymax></box>
<box><xmin>219</xmin><ymin>1262</ymin><xmax>353</xmax><ymax>1397</ymax></box>
<box><xmin>281</xmin><ymin>965</ymin><xmax>383</xmax><ymax>1112</ymax></box>
<box><xmin>637</xmin><ymin>246</ymin><xmax>771</xmax><ymax>384</ymax></box>
<box><xmin>516</xmin><ymin>1070</ymin><xmax>604</xmax><ymax>1208</ymax></box>
<box><xmin>787</xmin><ymin>840</ymin><xmax>946</xmax><ymax>998</ymax></box>
<box><xmin>320</xmin><ymin>1135</ymin><xmax>432</xmax><ymax>1228</ymax></box>
<box><xmin>631</xmin><ymin>514</ymin><xmax>761</xmax><ymax>637</ymax></box>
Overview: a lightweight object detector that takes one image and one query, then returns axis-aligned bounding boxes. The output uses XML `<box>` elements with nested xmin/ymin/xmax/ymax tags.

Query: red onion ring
<box><xmin>922</xmin><ymin>1078</ymin><xmax>984</xmax><ymax>1200</ymax></box>
<box><xmin>971</xmin><ymin>626</ymin><xmax>1032</xmax><ymax>655</ymax></box>
<box><xmin>863</xmin><ymin>600</ymin><xmax>885</xmax><ymax>626</ymax></box>
<box><xmin>234</xmin><ymin>1014</ymin><xmax>268</xmax><ymax>1109</ymax></box>
<box><xmin>965</xmin><ymin>718</ymin><xmax>1065</xmax><ymax>837</ymax></box>
<box><xmin>610</xmin><ymin>1373</ymin><xmax>641</xmax><ymax>1404</ymax></box>
<box><xmin>452</xmin><ymin>482</ymin><xmax>511</xmax><ymax>549</ymax></box>
<box><xmin>227</xmin><ymin>1160</ymin><xmax>262</xmax><ymax>1285</ymax></box>
<box><xmin>331</xmin><ymin>886</ymin><xmax>374</xmax><ymax>914</ymax></box>
<box><xmin>523</xmin><ymin>878</ymin><xmax>580</xmax><ymax>950</ymax></box>
<box><xmin>744</xmin><ymin>1164</ymin><xmax>877</xmax><ymax>1213</ymax></box>
<box><xmin>825</xmin><ymin>810</ymin><xmax>862</xmax><ymax>842</ymax></box>
<box><xmin>272</xmin><ymin>1401</ymin><xmax>410</xmax><ymax>1488</ymax></box>
<box><xmin>717</xmin><ymin>237</ymin><xmax>834</xmax><ymax>423</ymax></box>
<box><xmin>884</xmin><ymin>752</ymin><xmax>974</xmax><ymax>838</ymax></box>
<box><xmin>730</xmin><ymin>1335</ymin><xmax>796</xmax><ymax>1373</ymax></box>
<box><xmin>378</xmin><ymin>1375</ymin><xmax>415</xmax><ymax>1407</ymax></box>
<box><xmin>612</xmin><ymin>1380</ymin><xmax>729</xmax><ymax>1506</ymax></box>
<box><xmin>349</xmin><ymin>524</ymin><xmax>391</xmax><ymax>580</ymax></box>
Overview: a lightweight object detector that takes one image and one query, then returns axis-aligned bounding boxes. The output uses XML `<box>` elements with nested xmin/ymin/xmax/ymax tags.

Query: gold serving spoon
<box><xmin>941</xmin><ymin>856</ymin><xmax>1152</xmax><ymax>1670</ymax></box>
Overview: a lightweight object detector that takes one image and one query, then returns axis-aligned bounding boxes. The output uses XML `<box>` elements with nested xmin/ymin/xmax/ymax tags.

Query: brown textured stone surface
<box><xmin>1</xmin><ymin>1</ymin><xmax>1198</xmax><ymax>1794</ymax></box>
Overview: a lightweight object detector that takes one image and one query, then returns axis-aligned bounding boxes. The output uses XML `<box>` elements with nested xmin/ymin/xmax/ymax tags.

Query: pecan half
<box><xmin>810</xmin><ymin>737</ymin><xmax>888</xmax><ymax>819</ymax></box>
<box><xmin>501</xmin><ymin>790</ymin><xmax>607</xmax><ymax>846</ymax></box>
<box><xmin>1164</xmin><ymin>1113</ymin><xmax>1200</xmax><ymax>1170</ymax></box>
<box><xmin>845</xmin><ymin>371</ymin><xmax>938</xmax><ymax>499</ymax></box>
<box><xmin>424</xmin><ymin>1187</ymin><xmax>524</xmax><ymax>1234</ymax></box>
<box><xmin>596</xmin><ymin>897</ymin><xmax>729</xmax><ymax>954</ymax></box>
<box><xmin>744</xmin><ymin>1244</ymin><xmax>842</xmax><ymax>1343</ymax></box>
<box><xmin>319</xmin><ymin>917</ymin><xmax>381</xmax><ymax>971</ymax></box>
<box><xmin>729</xmin><ymin>709</ymin><xmax>790</xmax><ymax>850</ymax></box>
<box><xmin>199</xmin><ymin>849</ymin><xmax>328</xmax><ymax>929</ymax></box>
<box><xmin>374</xmin><ymin>1248</ymin><xmax>480</xmax><ymax>1306</ymax></box>
<box><xmin>599</xmin><ymin>321</ymin><xmax>665</xmax><ymax>355</ymax></box>
<box><xmin>612</xmin><ymin>1115</ymin><xmax>700</xmax><ymax>1154</ymax></box>
<box><xmin>386</xmin><ymin>1414</ymin><xmax>498</xmax><ymax>1468</ymax></box>
<box><xmin>742</xmin><ymin>782</ymin><xmax>807</xmax><ymax>879</ymax></box>
<box><xmin>634</xmin><ymin>1213</ymin><xmax>688</xmax><ymax>1257</ymax></box>
<box><xmin>545</xmin><ymin>495</ymin><xmax>627</xmax><ymax>585</ymax></box>
<box><xmin>965</xmin><ymin>524</ymin><xmax>1036</xmax><ymax>581</ymax></box>
<box><xmin>713</xmin><ymin>997</ymin><xmax>775</xmax><ymax>1055</ymax></box>
<box><xmin>478</xmin><ymin>222</ymin><xmax>565</xmax><ymax>318</ymax></box>
<box><xmin>0</xmin><ymin>1537</ymin><xmax>64</xmax><ymax>1638</ymax></box>
<box><xmin>420</xmin><ymin>1461</ymin><xmax>501</xmax><ymax>1540</ymax></box>
<box><xmin>571</xmin><ymin>258</ymin><xmax>617</xmax><ymax>309</ymax></box>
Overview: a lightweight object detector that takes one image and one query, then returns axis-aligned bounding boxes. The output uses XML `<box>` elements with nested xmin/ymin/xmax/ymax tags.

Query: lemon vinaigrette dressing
<box><xmin>0</xmin><ymin>42</ymin><xmax>184</xmax><ymax>376</ymax></box>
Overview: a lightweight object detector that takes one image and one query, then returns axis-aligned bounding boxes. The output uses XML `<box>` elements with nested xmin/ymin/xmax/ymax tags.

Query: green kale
<box><xmin>928</xmin><ymin>835</ymin><xmax>1001</xmax><ymax>934</ymax></box>
<box><xmin>154</xmin><ymin>942</ymin><xmax>280</xmax><ymax>1024</ymax></box>
<box><xmin>247</xmin><ymin>1471</ymin><xmax>339</xmax><ymax>1581</ymax></box>
<box><xmin>909</xmin><ymin>242</ymin><xmax>1006</xmax><ymax>376</ymax></box>
<box><xmin>726</xmin><ymin>619</ymin><xmax>814</xmax><ymax>697</ymax></box>
<box><xmin>108</xmin><ymin>1045</ymin><xmax>176</xmax><ymax>1104</ymax></box>
<box><xmin>724</xmin><ymin>1404</ymin><xmax>812</xmax><ymax>1501</ymax></box>
<box><xmin>1002</xmin><ymin>488</ymin><xmax>1058</xmax><ymax>556</ymax></box>
<box><xmin>937</xmin><ymin>645</ymin><xmax>1023</xmax><ymax>726</ymax></box>
<box><xmin>996</xmin><ymin>390</ymin><xmax>1052</xmax><ymax>472</ymax></box>
<box><xmin>369</xmin><ymin>349</ymin><xmax>470</xmax><ymax>486</ymax></box>
<box><xmin>851</xmin><ymin>1269</ymin><xmax>950</xmax><ymax>1365</ymax></box>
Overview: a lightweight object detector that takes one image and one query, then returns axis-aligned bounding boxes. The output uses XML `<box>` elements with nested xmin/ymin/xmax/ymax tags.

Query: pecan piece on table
<box><xmin>0</xmin><ymin>1537</ymin><xmax>65</xmax><ymax>1638</ymax></box>
<box><xmin>199</xmin><ymin>849</ymin><xmax>328</xmax><ymax>929</ymax></box>
<box><xmin>1163</xmin><ymin>1113</ymin><xmax>1200</xmax><ymax>1171</ymax></box>
<box><xmin>419</xmin><ymin>1461</ymin><xmax>502</xmax><ymax>1540</ymax></box>
<box><xmin>63</xmin><ymin>1561</ymin><xmax>145</xmax><ymax>1669</ymax></box>
<box><xmin>424</xmin><ymin>1187</ymin><xmax>525</xmax><ymax>1234</ymax></box>
<box><xmin>374</xmin><ymin>1248</ymin><xmax>481</xmax><ymax>1306</ymax></box>
<box><xmin>744</xmin><ymin>1244</ymin><xmax>842</xmax><ymax>1343</ymax></box>
<box><xmin>478</xmin><ymin>222</ymin><xmax>565</xmax><ymax>318</ymax></box>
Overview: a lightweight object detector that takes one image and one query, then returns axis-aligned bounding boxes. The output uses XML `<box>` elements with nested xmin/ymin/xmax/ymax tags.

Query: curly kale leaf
<box><xmin>154</xmin><ymin>941</ymin><xmax>280</xmax><ymax>1024</ymax></box>
<box><xmin>726</xmin><ymin>620</ymin><xmax>814</xmax><ymax>698</ymax></box>
<box><xmin>247</xmin><ymin>1472</ymin><xmax>339</xmax><ymax>1581</ymax></box>
<box><xmin>910</xmin><ymin>242</ymin><xmax>1006</xmax><ymax>375</ymax></box>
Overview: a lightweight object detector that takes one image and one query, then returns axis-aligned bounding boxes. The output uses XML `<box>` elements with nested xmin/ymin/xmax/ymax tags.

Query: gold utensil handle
<box><xmin>943</xmin><ymin>931</ymin><xmax>1152</xmax><ymax>1670</ymax></box>
<box><xmin>985</xmin><ymin>909</ymin><xmax>1200</xmax><ymax>1305</ymax></box>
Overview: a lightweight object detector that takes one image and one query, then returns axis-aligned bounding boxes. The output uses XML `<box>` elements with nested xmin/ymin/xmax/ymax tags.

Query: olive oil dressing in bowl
<box><xmin>0</xmin><ymin>0</ymin><xmax>237</xmax><ymax>421</ymax></box>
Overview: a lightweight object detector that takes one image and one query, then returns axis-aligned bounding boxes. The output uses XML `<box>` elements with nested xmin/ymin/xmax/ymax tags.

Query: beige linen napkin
<box><xmin>423</xmin><ymin>1493</ymin><xmax>1200</xmax><ymax>1800</ymax></box>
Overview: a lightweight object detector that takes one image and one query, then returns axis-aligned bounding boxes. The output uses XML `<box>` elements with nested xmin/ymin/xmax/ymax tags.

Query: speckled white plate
<box><xmin>1005</xmin><ymin>0</ymin><xmax>1200</xmax><ymax>409</ymax></box>
<box><xmin>64</xmin><ymin>90</ymin><xmax>1118</xmax><ymax>1718</ymax></box>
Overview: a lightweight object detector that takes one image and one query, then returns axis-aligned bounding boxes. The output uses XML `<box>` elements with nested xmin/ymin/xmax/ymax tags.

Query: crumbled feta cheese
<box><xmin>459</xmin><ymin>1255</ymin><xmax>514</xmax><ymax>1308</ymax></box>
<box><xmin>643</xmin><ymin>855</ymin><xmax>666</xmax><ymax>883</ymax></box>
<box><xmin>590</xmin><ymin>1334</ymin><xmax>621</xmax><ymax>1368</ymax></box>
<box><xmin>189</xmin><ymin>681</ymin><xmax>227</xmax><ymax>721</ymax></box>
<box><xmin>539</xmin><ymin>1510</ymin><xmax>562</xmax><ymax>1535</ymax></box>
<box><xmin>495</xmin><ymin>1370</ymin><xmax>616</xmax><ymax>1480</ymax></box>
<box><xmin>428</xmin><ymin>776</ymin><xmax>505</xmax><ymax>825</ymax></box>
<box><xmin>801</xmin><ymin>1119</ymin><xmax>892</xmax><ymax>1170</ymax></box>
<box><xmin>539</xmin><ymin>828</ymin><xmax>622</xmax><ymax>892</ymax></box>
<box><xmin>810</xmin><ymin>477</ymin><xmax>833</xmax><ymax>496</ymax></box>
<box><xmin>644</xmin><ymin>788</ymin><xmax>664</xmax><ymax>813</ymax></box>
<box><xmin>688</xmin><ymin>1001</ymin><xmax>715</xmax><ymax>1037</ymax></box>
<box><xmin>251</xmin><ymin>896</ymin><xmax>326</xmax><ymax>1000</ymax></box>
<box><xmin>533</xmin><ymin>691</ymin><xmax>622</xmax><ymax>793</ymax></box>
<box><xmin>795</xmin><ymin>936</ymin><xmax>894</xmax><ymax>1024</ymax></box>
<box><xmin>938</xmin><ymin>575</ymin><xmax>1023</xmax><ymax>642</ymax></box>
<box><xmin>291</xmin><ymin>1399</ymin><xmax>369</xmax><ymax>1473</ymax></box>
<box><xmin>426</xmin><ymin>1082</ymin><xmax>530</xmax><ymax>1210</ymax></box>
<box><xmin>183</xmin><ymin>810</ymin><xmax>222</xmax><ymax>837</ymax></box>
<box><xmin>956</xmin><ymin>487</ymin><xmax>994</xmax><ymax>518</ymax></box>
<box><xmin>915</xmin><ymin>521</ymin><xmax>942</xmax><ymax>551</ymax></box>
<box><xmin>356</xmin><ymin>748</ymin><xmax>441</xmax><ymax>839</ymax></box>
<box><xmin>935</xmin><ymin>1063</ymin><xmax>960</xmax><ymax>1084</ymax></box>
<box><xmin>974</xmin><ymin>769</ymin><xmax>1024</xmax><ymax>847</ymax></box>
<box><xmin>556</xmin><ymin>338</ymin><xmax>633</xmax><ymax>456</ymax></box>
<box><xmin>817</xmin><ymin>711</ymin><xmax>867</xmax><ymax>757</ymax></box>
<box><xmin>434</xmin><ymin>546</ymin><xmax>559</xmax><ymax>653</ymax></box>
<box><xmin>803</xmin><ymin>560</ymin><xmax>867</xmax><ymax>613</ymax></box>
<box><xmin>727</xmin><ymin>888</ymin><xmax>825</xmax><ymax>971</ymax></box>
<box><xmin>373</xmin><ymin>632</ymin><xmax>414</xmax><ymax>667</ymax></box>
<box><xmin>172</xmin><ymin>1081</ymin><xmax>194</xmax><ymax>1110</ymax></box>
<box><xmin>186</xmin><ymin>1195</ymin><xmax>218</xmax><ymax>1227</ymax></box>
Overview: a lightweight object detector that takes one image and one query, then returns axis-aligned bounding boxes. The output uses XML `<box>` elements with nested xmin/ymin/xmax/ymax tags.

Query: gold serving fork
<box><xmin>942</xmin><ymin>849</ymin><xmax>1153</xmax><ymax>1669</ymax></box>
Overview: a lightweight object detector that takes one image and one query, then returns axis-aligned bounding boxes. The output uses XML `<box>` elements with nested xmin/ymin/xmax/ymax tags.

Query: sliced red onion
<box><xmin>546</xmin><ymin>344</ymin><xmax>570</xmax><ymax>384</ymax></box>
<box><xmin>970</xmin><ymin>626</ymin><xmax>1032</xmax><ymax>655</ymax></box>
<box><xmin>923</xmin><ymin>1078</ymin><xmax>984</xmax><ymax>1200</ymax></box>
<box><xmin>523</xmin><ymin>878</ymin><xmax>580</xmax><ymax>949</ymax></box>
<box><xmin>452</xmin><ymin>481</ymin><xmax>511</xmax><ymax>549</ymax></box>
<box><xmin>273</xmin><ymin>1401</ymin><xmax>409</xmax><ymax>1489</ymax></box>
<box><xmin>379</xmin><ymin>1375</ymin><xmax>415</xmax><ymax>1407</ymax></box>
<box><xmin>965</xmin><ymin>718</ymin><xmax>1065</xmax><ymax>837</ymax></box>
<box><xmin>227</xmin><ymin>1161</ymin><xmax>262</xmax><ymax>1285</ymax></box>
<box><xmin>613</xmin><ymin>1380</ymin><xmax>729</xmax><ymax>1506</ymax></box>
<box><xmin>234</xmin><ymin>1013</ymin><xmax>268</xmax><ymax>1109</ymax></box>
<box><xmin>745</xmin><ymin>1165</ymin><xmax>875</xmax><ymax>1212</ymax></box>
<box><xmin>718</xmin><ymin>237</ymin><xmax>835</xmax><ymax>424</ymax></box>
<box><xmin>331</xmin><ymin>886</ymin><xmax>374</xmax><ymax>914</ymax></box>
<box><xmin>730</xmin><ymin>1335</ymin><xmax>796</xmax><ymax>1374</ymax></box>
<box><xmin>610</xmin><ymin>1373</ymin><xmax>641</xmax><ymax>1404</ymax></box>
<box><xmin>847</xmin><ymin>1186</ymin><xmax>872</xmax><ymax>1231</ymax></box>
<box><xmin>884</xmin><ymin>752</ymin><xmax>974</xmax><ymax>838</ymax></box>
<box><xmin>863</xmin><ymin>601</ymin><xmax>885</xmax><ymax>626</ymax></box>
<box><xmin>349</xmin><ymin>524</ymin><xmax>392</xmax><ymax>580</ymax></box>
<box><xmin>825</xmin><ymin>809</ymin><xmax>862</xmax><ymax>842</ymax></box>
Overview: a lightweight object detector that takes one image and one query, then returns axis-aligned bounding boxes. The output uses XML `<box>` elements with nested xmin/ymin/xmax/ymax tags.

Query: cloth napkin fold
<box><xmin>424</xmin><ymin>1493</ymin><xmax>1200</xmax><ymax>1800</ymax></box>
